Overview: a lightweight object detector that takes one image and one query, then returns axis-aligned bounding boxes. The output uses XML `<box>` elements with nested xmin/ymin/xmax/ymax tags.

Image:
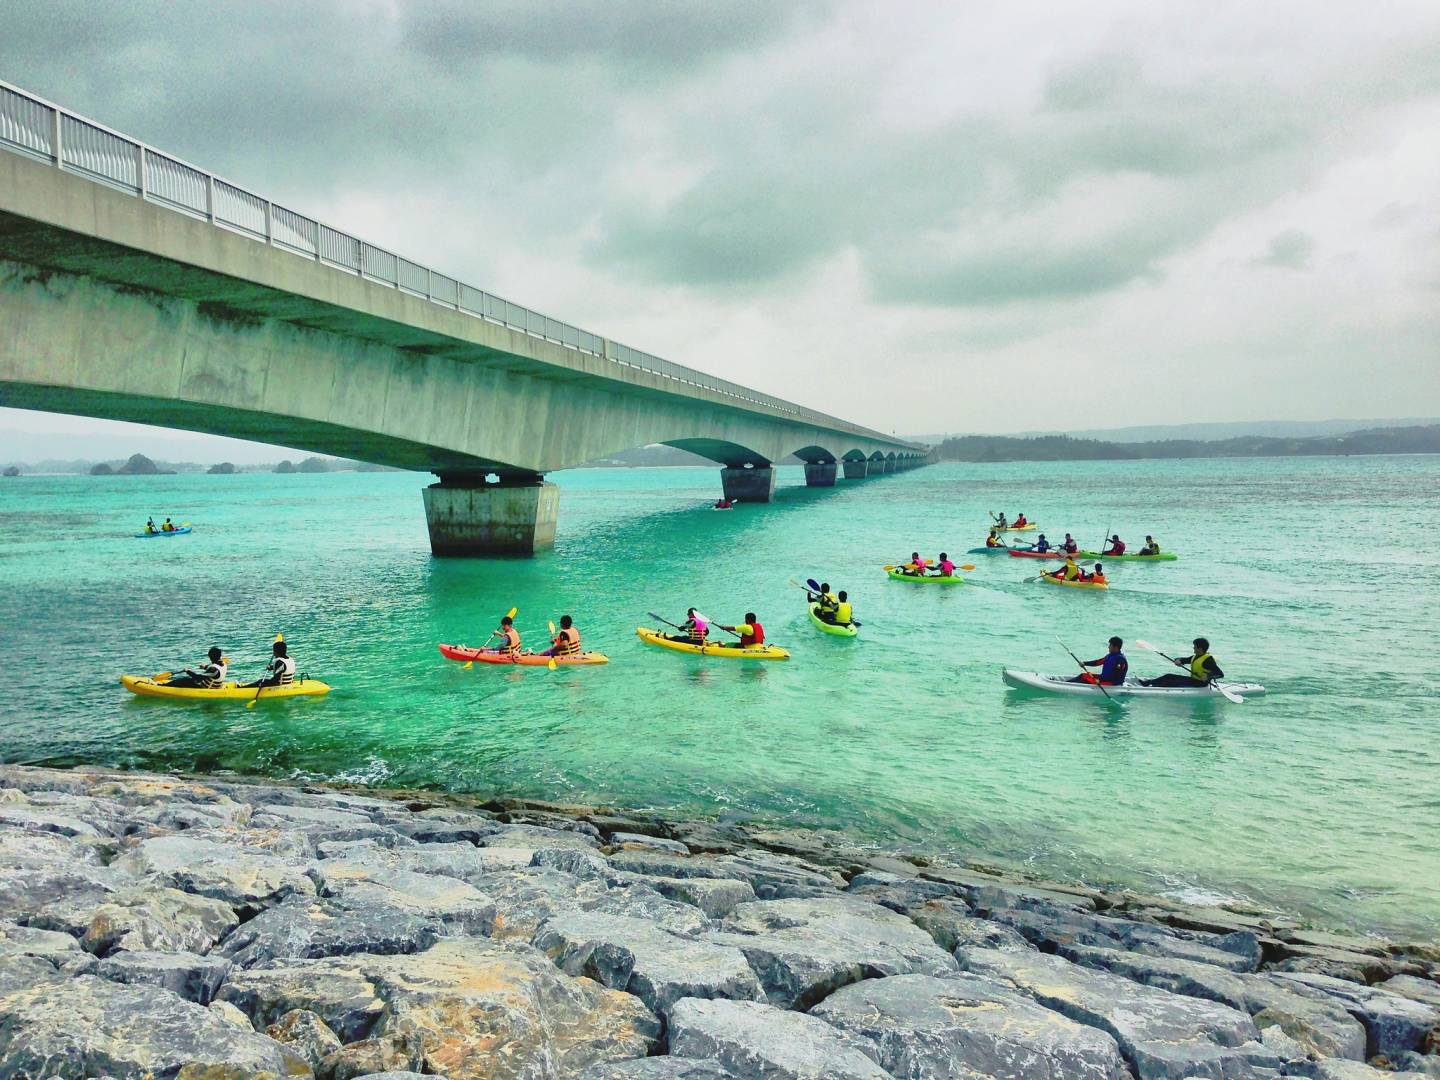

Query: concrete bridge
<box><xmin>0</xmin><ymin>81</ymin><xmax>930</xmax><ymax>554</ymax></box>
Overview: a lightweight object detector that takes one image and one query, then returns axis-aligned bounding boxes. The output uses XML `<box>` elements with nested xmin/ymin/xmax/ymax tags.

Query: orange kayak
<box><xmin>437</xmin><ymin>643</ymin><xmax>610</xmax><ymax>666</ymax></box>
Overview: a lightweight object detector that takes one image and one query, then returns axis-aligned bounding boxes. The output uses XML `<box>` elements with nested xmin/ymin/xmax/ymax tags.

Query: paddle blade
<box><xmin>462</xmin><ymin>661</ymin><xmax>473</xmax><ymax>669</ymax></box>
<box><xmin>548</xmin><ymin>620</ymin><xmax>556</xmax><ymax>636</ymax></box>
<box><xmin>1134</xmin><ymin>639</ymin><xmax>1156</xmax><ymax>651</ymax></box>
<box><xmin>245</xmin><ymin>698</ymin><xmax>258</xmax><ymax>709</ymax></box>
<box><xmin>960</xmin><ymin>564</ymin><xmax>975</xmax><ymax>571</ymax></box>
<box><xmin>806</xmin><ymin>578</ymin><xmax>821</xmax><ymax>592</ymax></box>
<box><xmin>1218</xmin><ymin>685</ymin><xmax>1244</xmax><ymax>703</ymax></box>
<box><xmin>151</xmin><ymin>672</ymin><xmax>172</xmax><ymax>681</ymax></box>
<box><xmin>547</xmin><ymin>658</ymin><xmax>557</xmax><ymax>671</ymax></box>
<box><xmin>882</xmin><ymin>565</ymin><xmax>895</xmax><ymax>571</ymax></box>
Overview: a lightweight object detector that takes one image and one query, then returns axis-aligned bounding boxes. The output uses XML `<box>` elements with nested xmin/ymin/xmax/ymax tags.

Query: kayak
<box><xmin>994</xmin><ymin>524</ymin><xmax>1037</xmax><ymax>532</ymax></box>
<box><xmin>886</xmin><ymin>568</ymin><xmax>964</xmax><ymax>584</ymax></box>
<box><xmin>635</xmin><ymin>627</ymin><xmax>789</xmax><ymax>660</ymax></box>
<box><xmin>1039</xmin><ymin>573</ymin><xmax>1107</xmax><ymax>590</ymax></box>
<box><xmin>1002</xmin><ymin>669</ymin><xmax>1264</xmax><ymax>699</ymax></box>
<box><xmin>438</xmin><ymin>643</ymin><xmax>609</xmax><ymax>666</ymax></box>
<box><xmin>808</xmin><ymin>603</ymin><xmax>857</xmax><ymax>638</ymax></box>
<box><xmin>120</xmin><ymin>675</ymin><xmax>331</xmax><ymax>700</ymax></box>
<box><xmin>1007</xmin><ymin>549</ymin><xmax>1067</xmax><ymax>560</ymax></box>
<box><xmin>1076</xmin><ymin>550</ymin><xmax>1178</xmax><ymax>562</ymax></box>
<box><xmin>967</xmin><ymin>547</ymin><xmax>1009</xmax><ymax>555</ymax></box>
<box><xmin>135</xmin><ymin>526</ymin><xmax>192</xmax><ymax>538</ymax></box>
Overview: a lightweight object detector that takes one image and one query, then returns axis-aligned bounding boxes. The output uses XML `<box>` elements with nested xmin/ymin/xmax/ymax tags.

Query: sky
<box><xmin>3</xmin><ymin>0</ymin><xmax>1439</xmax><ymax>456</ymax></box>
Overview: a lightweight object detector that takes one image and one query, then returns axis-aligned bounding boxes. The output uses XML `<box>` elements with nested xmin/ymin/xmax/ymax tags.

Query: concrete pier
<box><xmin>423</xmin><ymin>479</ymin><xmax>559</xmax><ymax>556</ymax></box>
<box><xmin>843</xmin><ymin>459</ymin><xmax>868</xmax><ymax>480</ymax></box>
<box><xmin>803</xmin><ymin>461</ymin><xmax>838</xmax><ymax>487</ymax></box>
<box><xmin>720</xmin><ymin>466</ymin><xmax>776</xmax><ymax>504</ymax></box>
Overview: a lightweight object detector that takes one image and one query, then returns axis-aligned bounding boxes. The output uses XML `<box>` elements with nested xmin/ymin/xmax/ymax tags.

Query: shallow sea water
<box><xmin>1</xmin><ymin>456</ymin><xmax>1436</xmax><ymax>937</ymax></box>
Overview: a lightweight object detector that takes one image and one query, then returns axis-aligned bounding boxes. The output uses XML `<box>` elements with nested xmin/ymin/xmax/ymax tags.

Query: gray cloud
<box><xmin>1252</xmin><ymin>229</ymin><xmax>1315</xmax><ymax>270</ymax></box>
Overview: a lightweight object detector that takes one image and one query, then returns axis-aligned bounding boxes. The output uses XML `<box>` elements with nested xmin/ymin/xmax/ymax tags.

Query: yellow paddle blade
<box><xmin>961</xmin><ymin>564</ymin><xmax>975</xmax><ymax>571</ymax></box>
<box><xmin>151</xmin><ymin>672</ymin><xmax>172</xmax><ymax>681</ymax></box>
<box><xmin>548</xmin><ymin>620</ymin><xmax>557</xmax><ymax>636</ymax></box>
<box><xmin>882</xmin><ymin>565</ymin><xmax>895</xmax><ymax>571</ymax></box>
<box><xmin>505</xmin><ymin>607</ymin><xmax>518</xmax><ymax>619</ymax></box>
<box><xmin>547</xmin><ymin>658</ymin><xmax>557</xmax><ymax>671</ymax></box>
<box><xmin>462</xmin><ymin>661</ymin><xmax>473</xmax><ymax>669</ymax></box>
<box><xmin>245</xmin><ymin>699</ymin><xmax>257</xmax><ymax>709</ymax></box>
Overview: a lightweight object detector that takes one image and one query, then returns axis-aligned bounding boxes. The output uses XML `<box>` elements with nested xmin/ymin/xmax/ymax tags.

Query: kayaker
<box><xmin>243</xmin><ymin>636</ymin><xmax>296</xmax><ymax>688</ymax></box>
<box><xmin>832</xmin><ymin>591</ymin><xmax>854</xmax><ymax>626</ymax></box>
<box><xmin>1103</xmin><ymin>534</ymin><xmax>1126</xmax><ymax>556</ymax></box>
<box><xmin>1061</xmin><ymin>533</ymin><xmax>1078</xmax><ymax>554</ymax></box>
<box><xmin>544</xmin><ymin>615</ymin><xmax>581</xmax><ymax>656</ymax></box>
<box><xmin>493</xmin><ymin>615</ymin><xmax>521</xmax><ymax>656</ymax></box>
<box><xmin>995</xmin><ymin>513</ymin><xmax>1008</xmax><ymax>529</ymax></box>
<box><xmin>932</xmin><ymin>553</ymin><xmax>956</xmax><ymax>578</ymax></box>
<box><xmin>1143</xmin><ymin>638</ymin><xmax>1225</xmax><ymax>688</ymax></box>
<box><xmin>902</xmin><ymin>552</ymin><xmax>928</xmax><ymax>577</ymax></box>
<box><xmin>165</xmin><ymin>647</ymin><xmax>227</xmax><ymax>689</ymax></box>
<box><xmin>718</xmin><ymin>613</ymin><xmax>765</xmax><ymax>647</ymax></box>
<box><xmin>144</xmin><ymin>517</ymin><xmax>156</xmax><ymax>534</ymax></box>
<box><xmin>1082</xmin><ymin>562</ymin><xmax>1106</xmax><ymax>584</ymax></box>
<box><xmin>1074</xmin><ymin>637</ymin><xmax>1128</xmax><ymax>684</ymax></box>
<box><xmin>808</xmin><ymin>583</ymin><xmax>838</xmax><ymax>614</ymax></box>
<box><xmin>1014</xmin><ymin>513</ymin><xmax>1027</xmax><ymax>528</ymax></box>
<box><xmin>671</xmin><ymin>608</ymin><xmax>708</xmax><ymax>644</ymax></box>
<box><xmin>1139</xmin><ymin>535</ymin><xmax>1160</xmax><ymax>556</ymax></box>
<box><xmin>1049</xmin><ymin>556</ymin><xmax>1081</xmax><ymax>581</ymax></box>
<box><xmin>985</xmin><ymin>530</ymin><xmax>1005</xmax><ymax>549</ymax></box>
<box><xmin>1034</xmin><ymin>534</ymin><xmax>1051</xmax><ymax>553</ymax></box>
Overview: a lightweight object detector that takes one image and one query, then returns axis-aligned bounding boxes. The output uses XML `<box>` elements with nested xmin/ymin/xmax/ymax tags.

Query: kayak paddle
<box><xmin>1029</xmin><ymin>559</ymin><xmax>1093</xmax><ymax>582</ymax></box>
<box><xmin>647</xmin><ymin>611</ymin><xmax>686</xmax><ymax>631</ymax></box>
<box><xmin>1133</xmin><ymin>640</ymin><xmax>1244</xmax><ymax>703</ymax></box>
<box><xmin>1055</xmin><ymin>635</ymin><xmax>1116</xmax><ymax>703</ymax></box>
<box><xmin>546</xmin><ymin>620</ymin><xmax>558</xmax><ymax>670</ymax></box>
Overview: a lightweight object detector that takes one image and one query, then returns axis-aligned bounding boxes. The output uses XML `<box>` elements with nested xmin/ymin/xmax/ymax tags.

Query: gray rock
<box><xmin>1284</xmin><ymin>1059</ymin><xmax>1434</xmax><ymax>1079</ymax></box>
<box><xmin>0</xmin><ymin>858</ymin><xmax>134</xmax><ymax>924</ymax></box>
<box><xmin>813</xmin><ymin>972</ymin><xmax>1130</xmax><ymax>1080</ymax></box>
<box><xmin>339</xmin><ymin>1074</ymin><xmax>429</xmax><ymax>1080</ymax></box>
<box><xmin>40</xmin><ymin>886</ymin><xmax>241</xmax><ymax>955</ymax></box>
<box><xmin>266</xmin><ymin>1008</ymin><xmax>343</xmax><ymax>1071</ymax></box>
<box><xmin>624</xmin><ymin>875</ymin><xmax>757</xmax><ymax>920</ymax></box>
<box><xmin>1390</xmin><ymin>1051</ymin><xmax>1440</xmax><ymax>1077</ymax></box>
<box><xmin>0</xmin><ymin>918</ymin><xmax>86</xmax><ymax>965</ymax></box>
<box><xmin>471</xmin><ymin>866</ymin><xmax>606</xmax><ymax>941</ymax></box>
<box><xmin>668</xmin><ymin>998</ymin><xmax>890</xmax><ymax>1079</ymax></box>
<box><xmin>959</xmin><ymin>947</ymin><xmax>1278</xmax><ymax>1079</ymax></box>
<box><xmin>908</xmin><ymin>899</ymin><xmax>1035</xmax><ymax>956</ymax></box>
<box><xmin>221</xmin><ymin>938</ymin><xmax>661</xmax><ymax>1074</ymax></box>
<box><xmin>708</xmin><ymin>896</ymin><xmax>956</xmax><ymax>1009</ymax></box>
<box><xmin>583</xmin><ymin>883</ymin><xmax>713</xmax><ymax>935</ymax></box>
<box><xmin>532</xmin><ymin>846</ymin><xmax>612</xmax><ymax>880</ymax></box>
<box><xmin>1274</xmin><ymin>971</ymin><xmax>1440</xmax><ymax>1057</ymax></box>
<box><xmin>0</xmin><ymin>974</ymin><xmax>308</xmax><ymax>1078</ymax></box>
<box><xmin>319</xmin><ymin>842</ymin><xmax>536</xmax><ymax>886</ymax></box>
<box><xmin>1257</xmin><ymin>1023</ymin><xmax>1308</xmax><ymax>1062</ymax></box>
<box><xmin>95</xmin><ymin>948</ymin><xmax>230</xmax><ymax>1003</ymax></box>
<box><xmin>208</xmin><ymin>998</ymin><xmax>255</xmax><ymax>1031</ymax></box>
<box><xmin>313</xmin><ymin>863</ymin><xmax>497</xmax><ymax>936</ymax></box>
<box><xmin>245</xmin><ymin>802</ymin><xmax>374</xmax><ymax>828</ymax></box>
<box><xmin>848</xmin><ymin>870</ymin><xmax>964</xmax><ymax>912</ymax></box>
<box><xmin>482</xmin><ymin>822</ymin><xmax>601</xmax><ymax>850</ymax></box>
<box><xmin>0</xmin><ymin>953</ymin><xmax>66</xmax><ymax>996</ymax></box>
<box><xmin>114</xmin><ymin>835</ymin><xmax>316</xmax><ymax>915</ymax></box>
<box><xmin>608</xmin><ymin>850</ymin><xmax>843</xmax><ymax>900</ymax></box>
<box><xmin>1058</xmin><ymin>944</ymin><xmax>1366</xmax><ymax>1060</ymax></box>
<box><xmin>217</xmin><ymin>897</ymin><xmax>445</xmax><ymax>969</ymax></box>
<box><xmin>318</xmin><ymin>1031</ymin><xmax>424</xmax><ymax>1079</ymax></box>
<box><xmin>576</xmin><ymin>1059</ymin><xmax>737</xmax><ymax>1078</ymax></box>
<box><xmin>533</xmin><ymin>910</ymin><xmax>763</xmax><ymax>1017</ymax></box>
<box><xmin>919</xmin><ymin>867</ymin><xmax>1097</xmax><ymax>912</ymax></box>
<box><xmin>1380</xmin><ymin>975</ymin><xmax>1440</xmax><ymax>1009</ymax></box>
<box><xmin>611</xmin><ymin>832</ymin><xmax>691</xmax><ymax>854</ymax></box>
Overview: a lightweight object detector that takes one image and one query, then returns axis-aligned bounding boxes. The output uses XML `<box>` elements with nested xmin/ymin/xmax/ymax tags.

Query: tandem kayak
<box><xmin>967</xmin><ymin>547</ymin><xmax>1009</xmax><ymax>555</ymax></box>
<box><xmin>635</xmin><ymin>627</ymin><xmax>789</xmax><ymax>660</ymax></box>
<box><xmin>995</xmin><ymin>524</ymin><xmax>1037</xmax><ymax>532</ymax></box>
<box><xmin>1039</xmin><ymin>573</ymin><xmax>1107</xmax><ymax>590</ymax></box>
<box><xmin>438</xmin><ymin>643</ymin><xmax>609</xmax><ymax>666</ymax></box>
<box><xmin>1076</xmin><ymin>550</ymin><xmax>1178</xmax><ymax>562</ymax></box>
<box><xmin>135</xmin><ymin>526</ymin><xmax>192</xmax><ymax>538</ymax></box>
<box><xmin>808</xmin><ymin>603</ymin><xmax>858</xmax><ymax>638</ymax></box>
<box><xmin>886</xmin><ymin>568</ymin><xmax>964</xmax><ymax>584</ymax></box>
<box><xmin>1002</xmin><ymin>669</ymin><xmax>1264</xmax><ymax>699</ymax></box>
<box><xmin>1007</xmin><ymin>549</ymin><xmax>1066</xmax><ymax>560</ymax></box>
<box><xmin>120</xmin><ymin>675</ymin><xmax>331</xmax><ymax>700</ymax></box>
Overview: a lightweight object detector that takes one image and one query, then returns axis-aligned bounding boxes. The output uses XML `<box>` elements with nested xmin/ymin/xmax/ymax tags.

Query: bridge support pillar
<box><xmin>843</xmin><ymin>460</ymin><xmax>868</xmax><ymax>480</ymax></box>
<box><xmin>803</xmin><ymin>461</ymin><xmax>837</xmax><ymax>487</ymax></box>
<box><xmin>720</xmin><ymin>466</ymin><xmax>775</xmax><ymax>504</ymax></box>
<box><xmin>423</xmin><ymin>478</ymin><xmax>558</xmax><ymax>557</ymax></box>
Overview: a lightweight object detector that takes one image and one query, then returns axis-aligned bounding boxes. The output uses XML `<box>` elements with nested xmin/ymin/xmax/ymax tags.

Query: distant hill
<box><xmin>916</xmin><ymin>417</ymin><xmax>1439</xmax><ymax>445</ymax></box>
<box><xmin>937</xmin><ymin>424</ymin><xmax>1440</xmax><ymax>463</ymax></box>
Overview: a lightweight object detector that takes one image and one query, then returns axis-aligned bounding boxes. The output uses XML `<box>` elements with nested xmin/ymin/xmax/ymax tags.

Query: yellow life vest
<box><xmin>1190</xmin><ymin>652</ymin><xmax>1213</xmax><ymax>681</ymax></box>
<box><xmin>820</xmin><ymin>592</ymin><xmax>838</xmax><ymax>611</ymax></box>
<box><xmin>834</xmin><ymin>601</ymin><xmax>852</xmax><ymax>623</ymax></box>
<box><xmin>1063</xmin><ymin>562</ymin><xmax>1079</xmax><ymax>580</ymax></box>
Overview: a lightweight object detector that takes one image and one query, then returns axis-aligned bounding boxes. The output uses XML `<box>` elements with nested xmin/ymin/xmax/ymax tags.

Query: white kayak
<box><xmin>1002</xmin><ymin>669</ymin><xmax>1265</xmax><ymax>699</ymax></box>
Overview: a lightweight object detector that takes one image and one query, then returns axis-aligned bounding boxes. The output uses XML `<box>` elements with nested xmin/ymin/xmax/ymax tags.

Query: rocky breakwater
<box><xmin>0</xmin><ymin>764</ymin><xmax>1436</xmax><ymax>1080</ymax></box>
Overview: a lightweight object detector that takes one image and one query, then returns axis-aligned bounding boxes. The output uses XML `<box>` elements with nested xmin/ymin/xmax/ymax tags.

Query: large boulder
<box><xmin>312</xmin><ymin>863</ymin><xmax>497</xmax><ymax>936</ymax></box>
<box><xmin>220</xmin><ymin>938</ymin><xmax>661</xmax><ymax>1078</ymax></box>
<box><xmin>813</xmin><ymin>972</ymin><xmax>1130</xmax><ymax>1080</ymax></box>
<box><xmin>607</xmin><ymin>850</ymin><xmax>843</xmax><ymax>899</ymax></box>
<box><xmin>114</xmin><ymin>835</ymin><xmax>315</xmax><ymax>916</ymax></box>
<box><xmin>1273</xmin><ymin>971</ymin><xmax>1440</xmax><ymax>1057</ymax></box>
<box><xmin>908</xmin><ymin>899</ymin><xmax>1035</xmax><ymax>956</ymax></box>
<box><xmin>471</xmin><ymin>867</ymin><xmax>606</xmax><ymax>941</ymax></box>
<box><xmin>0</xmin><ymin>975</ymin><xmax>309</xmax><ymax>1078</ymax></box>
<box><xmin>707</xmin><ymin>896</ymin><xmax>956</xmax><ymax>1009</ymax></box>
<box><xmin>36</xmin><ymin>886</ymin><xmax>241</xmax><ymax>955</ymax></box>
<box><xmin>533</xmin><ymin>910</ymin><xmax>763</xmax><ymax>1018</ymax></box>
<box><xmin>216</xmin><ymin>897</ymin><xmax>445</xmax><ymax>969</ymax></box>
<box><xmin>668</xmin><ymin>998</ymin><xmax>890</xmax><ymax>1079</ymax></box>
<box><xmin>94</xmin><ymin>948</ymin><xmax>230</xmax><ymax>1004</ymax></box>
<box><xmin>613</xmin><ymin>875</ymin><xmax>756</xmax><ymax>920</ymax></box>
<box><xmin>266</xmin><ymin>1009</ymin><xmax>343</xmax><ymax>1072</ymax></box>
<box><xmin>575</xmin><ymin>1059</ymin><xmax>737</xmax><ymax>1078</ymax></box>
<box><xmin>960</xmin><ymin>947</ymin><xmax>1279</xmax><ymax>1079</ymax></box>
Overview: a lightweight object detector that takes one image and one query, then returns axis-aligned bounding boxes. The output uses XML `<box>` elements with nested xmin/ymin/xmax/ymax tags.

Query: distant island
<box><xmin>89</xmin><ymin>453</ymin><xmax>174</xmax><ymax>476</ymax></box>
<box><xmin>936</xmin><ymin>424</ymin><xmax>1440</xmax><ymax>463</ymax></box>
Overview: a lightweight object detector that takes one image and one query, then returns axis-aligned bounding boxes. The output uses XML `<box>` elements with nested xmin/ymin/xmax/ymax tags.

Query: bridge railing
<box><xmin>0</xmin><ymin>80</ymin><xmax>915</xmax><ymax>449</ymax></box>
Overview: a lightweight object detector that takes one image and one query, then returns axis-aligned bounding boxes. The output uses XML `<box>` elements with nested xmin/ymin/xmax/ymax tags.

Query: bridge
<box><xmin>0</xmin><ymin>81</ymin><xmax>930</xmax><ymax>555</ymax></box>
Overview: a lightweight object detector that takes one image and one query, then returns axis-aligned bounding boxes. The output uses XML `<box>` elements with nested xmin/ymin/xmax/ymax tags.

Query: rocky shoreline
<box><xmin>1</xmin><ymin>764</ymin><xmax>1436</xmax><ymax>1079</ymax></box>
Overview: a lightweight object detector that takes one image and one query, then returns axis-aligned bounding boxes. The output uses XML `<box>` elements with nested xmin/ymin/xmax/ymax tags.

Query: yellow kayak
<box><xmin>635</xmin><ymin>627</ymin><xmax>789</xmax><ymax>660</ymax></box>
<box><xmin>995</xmin><ymin>523</ymin><xmax>1037</xmax><ymax>532</ymax></box>
<box><xmin>120</xmin><ymin>675</ymin><xmax>333</xmax><ymax>700</ymax></box>
<box><xmin>1039</xmin><ymin>574</ymin><xmax>1108</xmax><ymax>591</ymax></box>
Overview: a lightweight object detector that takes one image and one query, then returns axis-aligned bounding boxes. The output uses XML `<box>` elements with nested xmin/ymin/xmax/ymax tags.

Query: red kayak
<box><xmin>1007</xmin><ymin>549</ymin><xmax>1068</xmax><ymax>560</ymax></box>
<box><xmin>438</xmin><ymin>643</ymin><xmax>610</xmax><ymax>666</ymax></box>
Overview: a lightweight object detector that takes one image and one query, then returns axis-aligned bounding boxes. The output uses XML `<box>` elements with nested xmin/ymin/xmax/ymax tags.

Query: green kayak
<box><xmin>1076</xmin><ymin>550</ymin><xmax>1178</xmax><ymax>562</ymax></box>
<box><xmin>886</xmin><ymin>568</ymin><xmax>964</xmax><ymax>584</ymax></box>
<box><xmin>808</xmin><ymin>603</ymin><xmax>858</xmax><ymax>637</ymax></box>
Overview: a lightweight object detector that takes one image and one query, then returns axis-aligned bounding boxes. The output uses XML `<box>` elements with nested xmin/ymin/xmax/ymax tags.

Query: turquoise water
<box><xmin>1</xmin><ymin>458</ymin><xmax>1437</xmax><ymax>938</ymax></box>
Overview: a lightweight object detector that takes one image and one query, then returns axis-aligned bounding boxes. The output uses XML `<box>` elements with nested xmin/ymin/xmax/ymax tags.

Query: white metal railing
<box><xmin>0</xmin><ymin>79</ymin><xmax>917</xmax><ymax>448</ymax></box>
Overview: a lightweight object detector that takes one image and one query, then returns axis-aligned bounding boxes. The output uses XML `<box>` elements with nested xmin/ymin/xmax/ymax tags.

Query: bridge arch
<box><xmin>789</xmin><ymin>444</ymin><xmax>839</xmax><ymax>465</ymax></box>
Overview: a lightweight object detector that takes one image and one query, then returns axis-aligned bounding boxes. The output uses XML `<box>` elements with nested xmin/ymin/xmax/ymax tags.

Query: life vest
<box><xmin>501</xmin><ymin>627</ymin><xmax>520</xmax><ymax>654</ymax></box>
<box><xmin>937</xmin><ymin>561</ymin><xmax>955</xmax><ymax>576</ymax></box>
<box><xmin>1016</xmin><ymin>515</ymin><xmax>1026</xmax><ymax>526</ymax></box>
<box><xmin>1109</xmin><ymin>540</ymin><xmax>1125</xmax><ymax>555</ymax></box>
<box><xmin>1090</xmin><ymin>572</ymin><xmax>1106</xmax><ymax>584</ymax></box>
<box><xmin>819</xmin><ymin>592</ymin><xmax>838</xmax><ymax>611</ymax></box>
<box><xmin>739</xmin><ymin>621</ymin><xmax>764</xmax><ymax>647</ymax></box>
<box><xmin>556</xmin><ymin>627</ymin><xmax>580</xmax><ymax>655</ymax></box>
<box><xmin>834</xmin><ymin>601</ymin><xmax>852</xmax><ymax>623</ymax></box>
<box><xmin>270</xmin><ymin>656</ymin><xmax>296</xmax><ymax>684</ymax></box>
<box><xmin>1144</xmin><ymin>541</ymin><xmax>1160</xmax><ymax>554</ymax></box>
<box><xmin>198</xmin><ymin>661</ymin><xmax>226</xmax><ymax>688</ymax></box>
<box><xmin>1063</xmin><ymin>540</ymin><xmax>1077</xmax><ymax>553</ymax></box>
<box><xmin>1190</xmin><ymin>652</ymin><xmax>1213</xmax><ymax>682</ymax></box>
<box><xmin>986</xmin><ymin>537</ymin><xmax>1000</xmax><ymax>547</ymax></box>
<box><xmin>1062</xmin><ymin>562</ymin><xmax>1079</xmax><ymax>580</ymax></box>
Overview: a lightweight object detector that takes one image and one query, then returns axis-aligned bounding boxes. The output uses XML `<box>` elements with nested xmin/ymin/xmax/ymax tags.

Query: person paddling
<box><xmin>1061</xmin><ymin>533</ymin><xmax>1078</xmax><ymax>554</ymax></box>
<box><xmin>162</xmin><ymin>517</ymin><xmax>176</xmax><ymax>532</ymax></box>
<box><xmin>1050</xmin><ymin>555</ymin><xmax>1081</xmax><ymax>581</ymax></box>
<box><xmin>493</xmin><ymin>615</ymin><xmax>521</xmax><ymax>657</ymax></box>
<box><xmin>243</xmin><ymin>636</ymin><xmax>295</xmax><ymax>688</ymax></box>
<box><xmin>165</xmin><ymin>647</ymin><xmax>227</xmax><ymax>688</ymax></box>
<box><xmin>669</xmin><ymin>608</ymin><xmax>708</xmax><ymax>644</ymax></box>
<box><xmin>1143</xmin><ymin>638</ymin><xmax>1224</xmax><ymax>687</ymax></box>
<box><xmin>144</xmin><ymin>517</ymin><xmax>156</xmax><ymax>535</ymax></box>
<box><xmin>807</xmin><ymin>582</ymin><xmax>838</xmax><ymax>615</ymax></box>
<box><xmin>1082</xmin><ymin>562</ymin><xmax>1107</xmax><ymax>584</ymax></box>
<box><xmin>1014</xmin><ymin>513</ymin><xmax>1027</xmax><ymax>528</ymax></box>
<box><xmin>544</xmin><ymin>615</ymin><xmax>581</xmax><ymax>656</ymax></box>
<box><xmin>718</xmin><ymin>612</ymin><xmax>765</xmax><ymax>647</ymax></box>
<box><xmin>985</xmin><ymin>529</ymin><xmax>1005</xmax><ymax>549</ymax></box>
<box><xmin>831</xmin><ymin>591</ymin><xmax>854</xmax><ymax>626</ymax></box>
<box><xmin>1103</xmin><ymin>534</ymin><xmax>1126</xmax><ymax>556</ymax></box>
<box><xmin>1033</xmin><ymin>534</ymin><xmax>1051</xmax><ymax>554</ymax></box>
<box><xmin>1139</xmin><ymin>535</ymin><xmax>1160</xmax><ymax>556</ymax></box>
<box><xmin>932</xmin><ymin>553</ymin><xmax>956</xmax><ymax>578</ymax></box>
<box><xmin>1073</xmin><ymin>636</ymin><xmax>1128</xmax><ymax>685</ymax></box>
<box><xmin>902</xmin><ymin>552</ymin><xmax>928</xmax><ymax>577</ymax></box>
<box><xmin>995</xmin><ymin>513</ymin><xmax>1008</xmax><ymax>530</ymax></box>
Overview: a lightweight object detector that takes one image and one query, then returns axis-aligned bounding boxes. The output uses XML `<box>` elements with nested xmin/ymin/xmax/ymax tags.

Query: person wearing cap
<box><xmin>165</xmin><ymin>647</ymin><xmax>227</xmax><ymax>688</ymax></box>
<box><xmin>244</xmin><ymin>636</ymin><xmax>296</xmax><ymax>688</ymax></box>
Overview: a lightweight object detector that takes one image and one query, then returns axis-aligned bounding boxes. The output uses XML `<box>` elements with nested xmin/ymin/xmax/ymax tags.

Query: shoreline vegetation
<box><xmin>1</xmin><ymin>762</ymin><xmax>1437</xmax><ymax>1078</ymax></box>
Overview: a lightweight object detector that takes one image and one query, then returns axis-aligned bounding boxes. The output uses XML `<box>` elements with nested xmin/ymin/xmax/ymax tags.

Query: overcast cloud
<box><xmin>3</xmin><ymin>0</ymin><xmax>1438</xmax><ymax>440</ymax></box>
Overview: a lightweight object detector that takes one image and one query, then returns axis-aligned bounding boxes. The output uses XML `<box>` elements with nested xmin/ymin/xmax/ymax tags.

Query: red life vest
<box><xmin>740</xmin><ymin>621</ymin><xmax>764</xmax><ymax>647</ymax></box>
